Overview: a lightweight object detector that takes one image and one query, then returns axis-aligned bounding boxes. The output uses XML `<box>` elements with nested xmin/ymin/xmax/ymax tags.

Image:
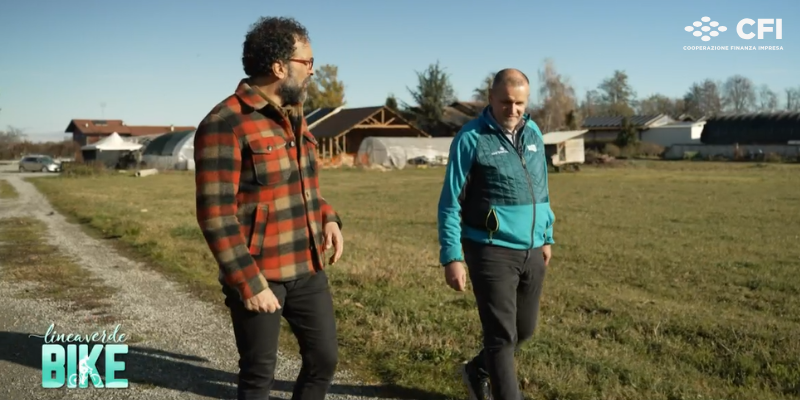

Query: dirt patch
<box><xmin>0</xmin><ymin>217</ymin><xmax>118</xmax><ymax>323</ymax></box>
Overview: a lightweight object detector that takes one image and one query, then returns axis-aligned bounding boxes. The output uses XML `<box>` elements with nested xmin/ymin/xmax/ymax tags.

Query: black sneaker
<box><xmin>461</xmin><ymin>362</ymin><xmax>492</xmax><ymax>400</ymax></box>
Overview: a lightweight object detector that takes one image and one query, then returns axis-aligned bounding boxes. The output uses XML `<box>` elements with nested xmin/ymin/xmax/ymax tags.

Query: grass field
<box><xmin>29</xmin><ymin>161</ymin><xmax>800</xmax><ymax>400</ymax></box>
<box><xmin>0</xmin><ymin>178</ymin><xmax>18</xmax><ymax>199</ymax></box>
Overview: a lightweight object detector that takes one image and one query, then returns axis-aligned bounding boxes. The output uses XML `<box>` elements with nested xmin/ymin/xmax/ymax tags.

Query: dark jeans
<box><xmin>463</xmin><ymin>240</ymin><xmax>547</xmax><ymax>400</ymax></box>
<box><xmin>223</xmin><ymin>270</ymin><xmax>338</xmax><ymax>400</ymax></box>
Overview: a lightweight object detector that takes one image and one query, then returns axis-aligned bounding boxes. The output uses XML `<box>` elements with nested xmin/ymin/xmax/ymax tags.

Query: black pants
<box><xmin>223</xmin><ymin>270</ymin><xmax>338</xmax><ymax>400</ymax></box>
<box><xmin>463</xmin><ymin>240</ymin><xmax>547</xmax><ymax>400</ymax></box>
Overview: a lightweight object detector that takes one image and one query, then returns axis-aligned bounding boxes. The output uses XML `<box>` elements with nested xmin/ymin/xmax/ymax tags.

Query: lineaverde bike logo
<box><xmin>32</xmin><ymin>323</ymin><xmax>130</xmax><ymax>389</ymax></box>
<box><xmin>685</xmin><ymin>16</ymin><xmax>727</xmax><ymax>42</ymax></box>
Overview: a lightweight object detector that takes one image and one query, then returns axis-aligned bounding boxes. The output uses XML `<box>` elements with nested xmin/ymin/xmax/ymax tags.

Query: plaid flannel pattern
<box><xmin>194</xmin><ymin>79</ymin><xmax>342</xmax><ymax>301</ymax></box>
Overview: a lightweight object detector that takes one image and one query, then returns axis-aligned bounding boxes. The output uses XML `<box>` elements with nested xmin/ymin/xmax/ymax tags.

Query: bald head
<box><xmin>488</xmin><ymin>68</ymin><xmax>530</xmax><ymax>131</ymax></box>
<box><xmin>491</xmin><ymin>69</ymin><xmax>530</xmax><ymax>92</ymax></box>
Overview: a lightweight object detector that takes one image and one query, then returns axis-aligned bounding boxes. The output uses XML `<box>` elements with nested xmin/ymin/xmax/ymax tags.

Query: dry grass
<box><xmin>0</xmin><ymin>217</ymin><xmax>118</xmax><ymax>323</ymax></box>
<box><xmin>0</xmin><ymin>178</ymin><xmax>18</xmax><ymax>199</ymax></box>
<box><xmin>28</xmin><ymin>161</ymin><xmax>800</xmax><ymax>400</ymax></box>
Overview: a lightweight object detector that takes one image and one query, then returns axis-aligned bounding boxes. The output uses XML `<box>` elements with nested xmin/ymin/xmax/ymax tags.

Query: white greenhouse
<box><xmin>355</xmin><ymin>136</ymin><xmax>454</xmax><ymax>169</ymax></box>
<box><xmin>140</xmin><ymin>129</ymin><xmax>196</xmax><ymax>170</ymax></box>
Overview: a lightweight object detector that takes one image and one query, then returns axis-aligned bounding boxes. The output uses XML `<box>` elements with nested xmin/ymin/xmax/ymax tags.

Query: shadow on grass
<box><xmin>0</xmin><ymin>331</ymin><xmax>450</xmax><ymax>400</ymax></box>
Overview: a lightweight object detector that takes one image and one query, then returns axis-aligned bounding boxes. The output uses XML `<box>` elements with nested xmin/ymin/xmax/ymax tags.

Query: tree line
<box><xmin>2</xmin><ymin>61</ymin><xmax>798</xmax><ymax>158</ymax></box>
<box><xmin>300</xmin><ymin>60</ymin><xmax>800</xmax><ymax>135</ymax></box>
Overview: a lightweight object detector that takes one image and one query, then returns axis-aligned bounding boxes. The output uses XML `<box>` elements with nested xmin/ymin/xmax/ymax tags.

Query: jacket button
<box><xmin>304</xmin><ymin>190</ymin><xmax>311</xmax><ymax>199</ymax></box>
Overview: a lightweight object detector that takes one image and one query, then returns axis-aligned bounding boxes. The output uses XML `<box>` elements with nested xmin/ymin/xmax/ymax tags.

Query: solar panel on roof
<box><xmin>306</xmin><ymin>108</ymin><xmax>336</xmax><ymax>126</ymax></box>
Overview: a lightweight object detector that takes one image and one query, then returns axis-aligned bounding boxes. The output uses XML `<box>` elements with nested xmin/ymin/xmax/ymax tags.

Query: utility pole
<box><xmin>100</xmin><ymin>102</ymin><xmax>107</xmax><ymax>118</ymax></box>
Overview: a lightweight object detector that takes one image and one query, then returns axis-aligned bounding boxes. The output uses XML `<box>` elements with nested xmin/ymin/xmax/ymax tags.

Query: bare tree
<box><xmin>756</xmin><ymin>84</ymin><xmax>779</xmax><ymax>112</ymax></box>
<box><xmin>785</xmin><ymin>87</ymin><xmax>800</xmax><ymax>111</ymax></box>
<box><xmin>683</xmin><ymin>79</ymin><xmax>723</xmax><ymax>118</ymax></box>
<box><xmin>580</xmin><ymin>90</ymin><xmax>600</xmax><ymax>117</ymax></box>
<box><xmin>0</xmin><ymin>126</ymin><xmax>27</xmax><ymax>146</ymax></box>
<box><xmin>722</xmin><ymin>75</ymin><xmax>756</xmax><ymax>113</ymax></box>
<box><xmin>535</xmin><ymin>59</ymin><xmax>578</xmax><ymax>133</ymax></box>
<box><xmin>636</xmin><ymin>94</ymin><xmax>682</xmax><ymax>117</ymax></box>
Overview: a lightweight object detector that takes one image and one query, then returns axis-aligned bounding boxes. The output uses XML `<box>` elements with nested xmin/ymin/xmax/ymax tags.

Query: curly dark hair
<box><xmin>242</xmin><ymin>16</ymin><xmax>310</xmax><ymax>78</ymax></box>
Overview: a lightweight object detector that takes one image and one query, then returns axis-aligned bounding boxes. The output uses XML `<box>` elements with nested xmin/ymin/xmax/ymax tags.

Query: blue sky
<box><xmin>0</xmin><ymin>0</ymin><xmax>797</xmax><ymax>142</ymax></box>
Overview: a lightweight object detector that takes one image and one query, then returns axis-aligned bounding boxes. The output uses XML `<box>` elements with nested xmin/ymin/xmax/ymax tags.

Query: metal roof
<box><xmin>306</xmin><ymin>107</ymin><xmax>339</xmax><ymax>127</ymax></box>
<box><xmin>705</xmin><ymin>111</ymin><xmax>800</xmax><ymax>122</ymax></box>
<box><xmin>309</xmin><ymin>106</ymin><xmax>384</xmax><ymax>138</ymax></box>
<box><xmin>582</xmin><ymin>114</ymin><xmax>666</xmax><ymax>128</ymax></box>
<box><xmin>701</xmin><ymin>111</ymin><xmax>800</xmax><ymax>144</ymax></box>
<box><xmin>542</xmin><ymin>130</ymin><xmax>588</xmax><ymax>145</ymax></box>
<box><xmin>648</xmin><ymin>121</ymin><xmax>706</xmax><ymax>128</ymax></box>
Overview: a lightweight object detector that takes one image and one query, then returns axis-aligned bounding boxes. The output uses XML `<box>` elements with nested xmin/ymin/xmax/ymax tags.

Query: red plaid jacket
<box><xmin>194</xmin><ymin>79</ymin><xmax>342</xmax><ymax>301</ymax></box>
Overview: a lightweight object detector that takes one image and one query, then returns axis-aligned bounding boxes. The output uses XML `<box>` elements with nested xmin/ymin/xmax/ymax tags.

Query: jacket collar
<box><xmin>480</xmin><ymin>105</ymin><xmax>529</xmax><ymax>135</ymax></box>
<box><xmin>234</xmin><ymin>78</ymin><xmax>317</xmax><ymax>145</ymax></box>
<box><xmin>235</xmin><ymin>78</ymin><xmax>271</xmax><ymax>111</ymax></box>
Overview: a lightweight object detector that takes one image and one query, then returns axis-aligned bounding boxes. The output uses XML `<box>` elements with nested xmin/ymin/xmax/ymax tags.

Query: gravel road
<box><xmin>0</xmin><ymin>170</ymin><xmax>411</xmax><ymax>400</ymax></box>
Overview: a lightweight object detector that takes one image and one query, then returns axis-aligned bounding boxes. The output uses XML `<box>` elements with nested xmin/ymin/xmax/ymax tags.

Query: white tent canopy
<box><xmin>81</xmin><ymin>132</ymin><xmax>143</xmax><ymax>151</ymax></box>
<box><xmin>356</xmin><ymin>137</ymin><xmax>453</xmax><ymax>169</ymax></box>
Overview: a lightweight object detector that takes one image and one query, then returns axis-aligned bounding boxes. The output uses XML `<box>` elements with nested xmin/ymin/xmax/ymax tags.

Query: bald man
<box><xmin>437</xmin><ymin>69</ymin><xmax>555</xmax><ymax>400</ymax></box>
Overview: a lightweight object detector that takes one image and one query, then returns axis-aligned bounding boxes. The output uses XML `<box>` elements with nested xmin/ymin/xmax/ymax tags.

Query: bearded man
<box><xmin>193</xmin><ymin>16</ymin><xmax>344</xmax><ymax>400</ymax></box>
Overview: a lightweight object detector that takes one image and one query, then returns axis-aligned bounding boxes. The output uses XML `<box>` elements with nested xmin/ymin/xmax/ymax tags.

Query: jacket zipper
<box><xmin>512</xmin><ymin>132</ymin><xmax>536</xmax><ymax>248</ymax></box>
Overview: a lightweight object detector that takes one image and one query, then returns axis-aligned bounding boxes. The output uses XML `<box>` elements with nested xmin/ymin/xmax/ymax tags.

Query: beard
<box><xmin>278</xmin><ymin>69</ymin><xmax>309</xmax><ymax>106</ymax></box>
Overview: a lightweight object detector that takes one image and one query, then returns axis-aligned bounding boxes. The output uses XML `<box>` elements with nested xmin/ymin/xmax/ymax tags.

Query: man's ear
<box><xmin>271</xmin><ymin>61</ymin><xmax>287</xmax><ymax>79</ymax></box>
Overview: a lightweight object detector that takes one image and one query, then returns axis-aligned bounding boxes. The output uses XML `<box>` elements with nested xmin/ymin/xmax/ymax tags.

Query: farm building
<box><xmin>665</xmin><ymin>111</ymin><xmax>800</xmax><ymax>160</ymax></box>
<box><xmin>65</xmin><ymin>119</ymin><xmax>195</xmax><ymax>146</ymax></box>
<box><xmin>307</xmin><ymin>106</ymin><xmax>431</xmax><ymax>165</ymax></box>
<box><xmin>139</xmin><ymin>129</ymin><xmax>197</xmax><ymax>170</ymax></box>
<box><xmin>355</xmin><ymin>137</ymin><xmax>453</xmax><ymax>169</ymax></box>
<box><xmin>580</xmin><ymin>114</ymin><xmax>673</xmax><ymax>148</ymax></box>
<box><xmin>640</xmin><ymin>120</ymin><xmax>707</xmax><ymax>147</ymax></box>
<box><xmin>700</xmin><ymin>112</ymin><xmax>800</xmax><ymax>145</ymax></box>
<box><xmin>542</xmin><ymin>129</ymin><xmax>587</xmax><ymax>169</ymax></box>
<box><xmin>80</xmin><ymin>132</ymin><xmax>143</xmax><ymax>168</ymax></box>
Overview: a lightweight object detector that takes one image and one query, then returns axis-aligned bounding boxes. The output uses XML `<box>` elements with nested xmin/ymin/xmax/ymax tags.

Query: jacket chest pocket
<box><xmin>247</xmin><ymin>136</ymin><xmax>294</xmax><ymax>186</ymax></box>
<box><xmin>475</xmin><ymin>144</ymin><xmax>515</xmax><ymax>185</ymax></box>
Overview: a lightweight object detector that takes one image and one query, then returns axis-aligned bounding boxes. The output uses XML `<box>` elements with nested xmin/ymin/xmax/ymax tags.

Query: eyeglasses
<box><xmin>289</xmin><ymin>57</ymin><xmax>314</xmax><ymax>69</ymax></box>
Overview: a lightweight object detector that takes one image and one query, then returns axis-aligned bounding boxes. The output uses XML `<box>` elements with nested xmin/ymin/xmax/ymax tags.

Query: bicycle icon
<box><xmin>66</xmin><ymin>355</ymin><xmax>104</xmax><ymax>388</ymax></box>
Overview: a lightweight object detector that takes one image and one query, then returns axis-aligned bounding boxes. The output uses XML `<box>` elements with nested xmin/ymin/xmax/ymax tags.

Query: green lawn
<box><xmin>0</xmin><ymin>178</ymin><xmax>18</xmax><ymax>199</ymax></box>
<box><xmin>29</xmin><ymin>160</ymin><xmax>800</xmax><ymax>400</ymax></box>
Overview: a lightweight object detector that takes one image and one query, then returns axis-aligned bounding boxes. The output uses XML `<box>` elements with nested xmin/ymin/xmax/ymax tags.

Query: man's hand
<box><xmin>323</xmin><ymin>221</ymin><xmax>343</xmax><ymax>265</ymax></box>
<box><xmin>444</xmin><ymin>261</ymin><xmax>467</xmax><ymax>291</ymax></box>
<box><xmin>244</xmin><ymin>288</ymin><xmax>282</xmax><ymax>313</ymax></box>
<box><xmin>542</xmin><ymin>244</ymin><xmax>552</xmax><ymax>267</ymax></box>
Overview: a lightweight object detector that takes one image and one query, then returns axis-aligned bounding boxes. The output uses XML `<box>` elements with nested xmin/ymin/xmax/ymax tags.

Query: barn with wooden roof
<box><xmin>306</xmin><ymin>105</ymin><xmax>431</xmax><ymax>161</ymax></box>
<box><xmin>700</xmin><ymin>111</ymin><xmax>800</xmax><ymax>145</ymax></box>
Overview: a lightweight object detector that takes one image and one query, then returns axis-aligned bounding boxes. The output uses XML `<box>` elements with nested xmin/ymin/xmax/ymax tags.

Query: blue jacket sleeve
<box><xmin>437</xmin><ymin>130</ymin><xmax>477</xmax><ymax>266</ymax></box>
<box><xmin>545</xmin><ymin>207</ymin><xmax>555</xmax><ymax>245</ymax></box>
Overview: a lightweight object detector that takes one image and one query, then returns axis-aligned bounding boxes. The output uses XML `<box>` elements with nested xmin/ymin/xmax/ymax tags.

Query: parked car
<box><xmin>18</xmin><ymin>155</ymin><xmax>61</xmax><ymax>173</ymax></box>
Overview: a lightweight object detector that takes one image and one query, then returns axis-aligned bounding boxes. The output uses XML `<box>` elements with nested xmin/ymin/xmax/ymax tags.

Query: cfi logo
<box><xmin>685</xmin><ymin>16</ymin><xmax>727</xmax><ymax>41</ymax></box>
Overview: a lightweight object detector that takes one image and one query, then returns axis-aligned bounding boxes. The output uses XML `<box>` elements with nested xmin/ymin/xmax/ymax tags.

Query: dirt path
<box><xmin>0</xmin><ymin>173</ymin><xmax>398</xmax><ymax>400</ymax></box>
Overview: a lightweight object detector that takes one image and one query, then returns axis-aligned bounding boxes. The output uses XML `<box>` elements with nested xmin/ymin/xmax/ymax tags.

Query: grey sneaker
<box><xmin>461</xmin><ymin>362</ymin><xmax>492</xmax><ymax>400</ymax></box>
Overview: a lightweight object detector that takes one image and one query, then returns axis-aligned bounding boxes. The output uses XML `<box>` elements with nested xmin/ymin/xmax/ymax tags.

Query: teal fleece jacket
<box><xmin>437</xmin><ymin>107</ymin><xmax>555</xmax><ymax>266</ymax></box>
